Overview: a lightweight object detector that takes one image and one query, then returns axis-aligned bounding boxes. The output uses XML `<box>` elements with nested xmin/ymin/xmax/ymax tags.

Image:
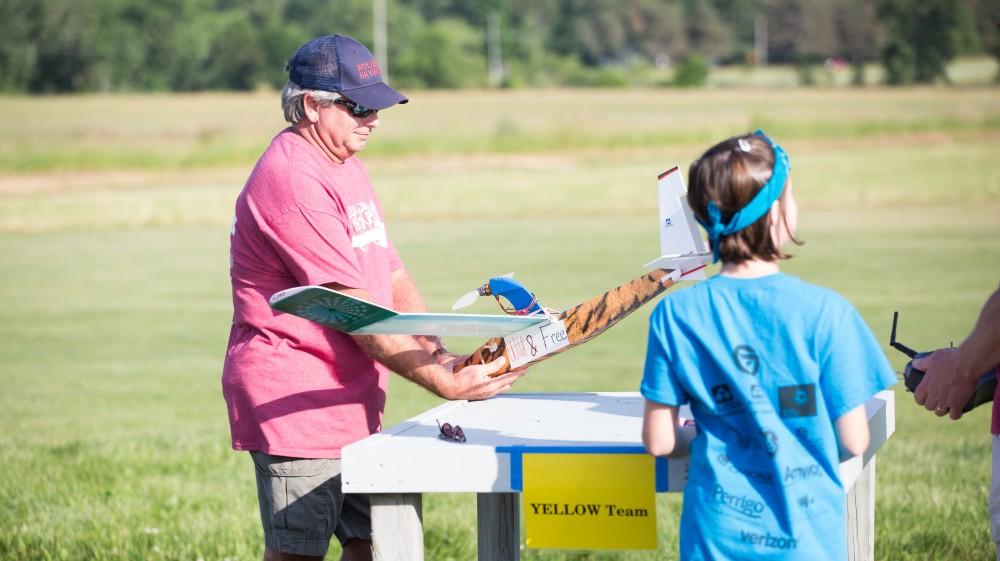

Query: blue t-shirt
<box><xmin>641</xmin><ymin>273</ymin><xmax>896</xmax><ymax>561</ymax></box>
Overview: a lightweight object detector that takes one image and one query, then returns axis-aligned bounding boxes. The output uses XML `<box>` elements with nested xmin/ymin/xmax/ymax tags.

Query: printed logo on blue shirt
<box><xmin>712</xmin><ymin>383</ymin><xmax>734</xmax><ymax>404</ymax></box>
<box><xmin>790</xmin><ymin>425</ymin><xmax>820</xmax><ymax>448</ymax></box>
<box><xmin>713</xmin><ymin>484</ymin><xmax>765</xmax><ymax>518</ymax></box>
<box><xmin>720</xmin><ymin>422</ymin><xmax>779</xmax><ymax>457</ymax></box>
<box><xmin>761</xmin><ymin>430</ymin><xmax>778</xmax><ymax>456</ymax></box>
<box><xmin>778</xmin><ymin>384</ymin><xmax>817</xmax><ymax>418</ymax></box>
<box><xmin>784</xmin><ymin>463</ymin><xmax>822</xmax><ymax>484</ymax></box>
<box><xmin>732</xmin><ymin>345</ymin><xmax>760</xmax><ymax>375</ymax></box>
<box><xmin>739</xmin><ymin>530</ymin><xmax>798</xmax><ymax>550</ymax></box>
<box><xmin>717</xmin><ymin>453</ymin><xmax>776</xmax><ymax>485</ymax></box>
<box><xmin>711</xmin><ymin>383</ymin><xmax>749</xmax><ymax>415</ymax></box>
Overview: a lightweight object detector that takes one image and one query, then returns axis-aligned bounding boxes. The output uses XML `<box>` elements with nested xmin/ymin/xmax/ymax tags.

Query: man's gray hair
<box><xmin>281</xmin><ymin>81</ymin><xmax>342</xmax><ymax>124</ymax></box>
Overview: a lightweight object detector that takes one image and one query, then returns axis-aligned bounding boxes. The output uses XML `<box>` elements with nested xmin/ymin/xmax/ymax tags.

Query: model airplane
<box><xmin>269</xmin><ymin>166</ymin><xmax>711</xmax><ymax>376</ymax></box>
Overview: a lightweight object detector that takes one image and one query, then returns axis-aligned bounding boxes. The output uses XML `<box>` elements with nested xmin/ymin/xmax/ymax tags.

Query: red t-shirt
<box><xmin>222</xmin><ymin>129</ymin><xmax>402</xmax><ymax>458</ymax></box>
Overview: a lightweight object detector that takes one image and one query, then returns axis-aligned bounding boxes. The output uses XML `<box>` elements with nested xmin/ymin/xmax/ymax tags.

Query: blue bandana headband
<box><xmin>695</xmin><ymin>129</ymin><xmax>791</xmax><ymax>263</ymax></box>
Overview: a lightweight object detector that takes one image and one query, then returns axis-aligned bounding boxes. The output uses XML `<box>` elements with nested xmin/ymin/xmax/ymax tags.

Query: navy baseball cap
<box><xmin>287</xmin><ymin>34</ymin><xmax>407</xmax><ymax>110</ymax></box>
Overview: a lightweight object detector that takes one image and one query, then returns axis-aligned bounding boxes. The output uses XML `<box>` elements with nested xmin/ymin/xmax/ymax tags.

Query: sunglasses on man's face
<box><xmin>333</xmin><ymin>98</ymin><xmax>378</xmax><ymax>118</ymax></box>
<box><xmin>436</xmin><ymin>419</ymin><xmax>466</xmax><ymax>443</ymax></box>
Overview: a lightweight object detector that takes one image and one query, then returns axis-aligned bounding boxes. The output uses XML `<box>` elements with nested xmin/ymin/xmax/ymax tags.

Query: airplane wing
<box><xmin>269</xmin><ymin>285</ymin><xmax>547</xmax><ymax>337</ymax></box>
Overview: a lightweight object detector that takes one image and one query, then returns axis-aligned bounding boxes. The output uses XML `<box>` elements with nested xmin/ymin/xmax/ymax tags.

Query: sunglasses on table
<box><xmin>333</xmin><ymin>98</ymin><xmax>378</xmax><ymax>118</ymax></box>
<box><xmin>436</xmin><ymin>419</ymin><xmax>466</xmax><ymax>443</ymax></box>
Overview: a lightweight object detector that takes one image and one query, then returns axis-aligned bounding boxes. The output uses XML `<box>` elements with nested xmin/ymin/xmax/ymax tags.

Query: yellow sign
<box><xmin>522</xmin><ymin>453</ymin><xmax>657</xmax><ymax>550</ymax></box>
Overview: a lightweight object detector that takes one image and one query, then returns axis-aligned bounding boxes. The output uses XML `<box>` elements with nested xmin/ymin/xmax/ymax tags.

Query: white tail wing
<box><xmin>643</xmin><ymin>166</ymin><xmax>710</xmax><ymax>279</ymax></box>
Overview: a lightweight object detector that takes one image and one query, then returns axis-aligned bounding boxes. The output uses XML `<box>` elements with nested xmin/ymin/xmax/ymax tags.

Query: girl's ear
<box><xmin>768</xmin><ymin>200</ymin><xmax>786</xmax><ymax>246</ymax></box>
<box><xmin>768</xmin><ymin>200</ymin><xmax>782</xmax><ymax>222</ymax></box>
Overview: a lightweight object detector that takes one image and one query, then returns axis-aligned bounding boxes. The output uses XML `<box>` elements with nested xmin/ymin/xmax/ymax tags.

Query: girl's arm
<box><xmin>642</xmin><ymin>400</ymin><xmax>696</xmax><ymax>458</ymax></box>
<box><xmin>834</xmin><ymin>403</ymin><xmax>870</xmax><ymax>461</ymax></box>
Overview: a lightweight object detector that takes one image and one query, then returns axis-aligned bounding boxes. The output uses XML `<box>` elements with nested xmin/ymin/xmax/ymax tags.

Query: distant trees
<box><xmin>877</xmin><ymin>0</ymin><xmax>958</xmax><ymax>84</ymax></box>
<box><xmin>0</xmin><ymin>0</ymin><xmax>995</xmax><ymax>93</ymax></box>
<box><xmin>876</xmin><ymin>0</ymin><xmax>998</xmax><ymax>85</ymax></box>
<box><xmin>968</xmin><ymin>0</ymin><xmax>1000</xmax><ymax>80</ymax></box>
<box><xmin>0</xmin><ymin>0</ymin><xmax>43</xmax><ymax>92</ymax></box>
<box><xmin>766</xmin><ymin>0</ymin><xmax>836</xmax><ymax>64</ymax></box>
<box><xmin>394</xmin><ymin>16</ymin><xmax>488</xmax><ymax>87</ymax></box>
<box><xmin>835</xmin><ymin>0</ymin><xmax>882</xmax><ymax>85</ymax></box>
<box><xmin>684</xmin><ymin>0</ymin><xmax>730</xmax><ymax>61</ymax></box>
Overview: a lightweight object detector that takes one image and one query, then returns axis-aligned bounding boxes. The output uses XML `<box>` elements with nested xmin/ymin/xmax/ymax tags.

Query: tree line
<box><xmin>0</xmin><ymin>0</ymin><xmax>996</xmax><ymax>93</ymax></box>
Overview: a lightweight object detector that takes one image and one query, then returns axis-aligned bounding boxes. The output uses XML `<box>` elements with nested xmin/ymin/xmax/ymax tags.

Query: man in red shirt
<box><xmin>222</xmin><ymin>34</ymin><xmax>524</xmax><ymax>561</ymax></box>
<box><xmin>914</xmin><ymin>286</ymin><xmax>1000</xmax><ymax>560</ymax></box>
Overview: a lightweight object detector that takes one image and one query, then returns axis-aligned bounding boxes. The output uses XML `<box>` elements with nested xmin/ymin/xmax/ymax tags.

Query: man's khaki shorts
<box><xmin>251</xmin><ymin>451</ymin><xmax>371</xmax><ymax>557</ymax></box>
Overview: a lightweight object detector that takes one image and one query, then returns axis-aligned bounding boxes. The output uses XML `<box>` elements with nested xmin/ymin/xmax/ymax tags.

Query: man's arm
<box><xmin>388</xmin><ymin>268</ymin><xmax>449</xmax><ymax>361</ymax></box>
<box><xmin>323</xmin><ymin>281</ymin><xmax>525</xmax><ymax>401</ymax></box>
<box><xmin>914</xmin><ymin>287</ymin><xmax>1000</xmax><ymax>420</ymax></box>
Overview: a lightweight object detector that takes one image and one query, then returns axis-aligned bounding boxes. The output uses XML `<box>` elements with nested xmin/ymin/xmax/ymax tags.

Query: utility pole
<box><xmin>487</xmin><ymin>11</ymin><xmax>504</xmax><ymax>88</ymax></box>
<box><xmin>373</xmin><ymin>0</ymin><xmax>388</xmax><ymax>82</ymax></box>
<box><xmin>753</xmin><ymin>14</ymin><xmax>768</xmax><ymax>66</ymax></box>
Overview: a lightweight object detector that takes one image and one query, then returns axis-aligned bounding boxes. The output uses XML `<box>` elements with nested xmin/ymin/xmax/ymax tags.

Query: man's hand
<box><xmin>913</xmin><ymin>348</ymin><xmax>978</xmax><ymax>420</ymax></box>
<box><xmin>912</xmin><ymin>287</ymin><xmax>1000</xmax><ymax>421</ymax></box>
<box><xmin>445</xmin><ymin>356</ymin><xmax>527</xmax><ymax>401</ymax></box>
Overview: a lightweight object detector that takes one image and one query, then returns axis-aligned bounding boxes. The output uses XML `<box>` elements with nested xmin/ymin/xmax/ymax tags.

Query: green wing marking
<box><xmin>269</xmin><ymin>286</ymin><xmax>398</xmax><ymax>333</ymax></box>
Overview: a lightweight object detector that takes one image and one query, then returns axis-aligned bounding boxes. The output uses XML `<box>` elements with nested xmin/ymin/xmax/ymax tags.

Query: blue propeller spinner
<box><xmin>451</xmin><ymin>274</ymin><xmax>543</xmax><ymax>315</ymax></box>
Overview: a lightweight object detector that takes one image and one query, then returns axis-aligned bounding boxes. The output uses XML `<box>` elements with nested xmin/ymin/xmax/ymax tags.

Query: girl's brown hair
<box><xmin>687</xmin><ymin>132</ymin><xmax>801</xmax><ymax>264</ymax></box>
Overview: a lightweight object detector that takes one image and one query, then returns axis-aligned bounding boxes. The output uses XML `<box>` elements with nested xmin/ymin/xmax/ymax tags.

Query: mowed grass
<box><xmin>0</xmin><ymin>88</ymin><xmax>998</xmax><ymax>560</ymax></box>
<box><xmin>1</xmin><ymin>80</ymin><xmax>998</xmax><ymax>173</ymax></box>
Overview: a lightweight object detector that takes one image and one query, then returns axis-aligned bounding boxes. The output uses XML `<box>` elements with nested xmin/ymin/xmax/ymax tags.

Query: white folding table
<box><xmin>342</xmin><ymin>391</ymin><xmax>895</xmax><ymax>561</ymax></box>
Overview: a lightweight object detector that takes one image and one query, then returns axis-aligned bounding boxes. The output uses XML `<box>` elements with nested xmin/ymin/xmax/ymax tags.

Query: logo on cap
<box><xmin>356</xmin><ymin>60</ymin><xmax>381</xmax><ymax>81</ymax></box>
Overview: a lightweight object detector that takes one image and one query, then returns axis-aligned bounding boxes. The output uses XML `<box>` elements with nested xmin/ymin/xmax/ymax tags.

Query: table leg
<box><xmin>845</xmin><ymin>457</ymin><xmax>876</xmax><ymax>561</ymax></box>
<box><xmin>477</xmin><ymin>492</ymin><xmax>520</xmax><ymax>561</ymax></box>
<box><xmin>371</xmin><ymin>493</ymin><xmax>423</xmax><ymax>561</ymax></box>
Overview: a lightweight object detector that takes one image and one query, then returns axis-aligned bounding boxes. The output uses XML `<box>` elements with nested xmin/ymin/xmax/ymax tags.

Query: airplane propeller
<box><xmin>450</xmin><ymin>289</ymin><xmax>481</xmax><ymax>311</ymax></box>
<box><xmin>451</xmin><ymin>273</ymin><xmax>523</xmax><ymax>311</ymax></box>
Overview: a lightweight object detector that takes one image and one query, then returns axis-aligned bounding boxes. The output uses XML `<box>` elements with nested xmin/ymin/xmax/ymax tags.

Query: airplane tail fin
<box><xmin>643</xmin><ymin>166</ymin><xmax>711</xmax><ymax>280</ymax></box>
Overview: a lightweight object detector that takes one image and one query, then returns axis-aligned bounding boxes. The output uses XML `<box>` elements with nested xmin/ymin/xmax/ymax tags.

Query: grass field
<box><xmin>0</xmin><ymin>84</ymin><xmax>998</xmax><ymax>560</ymax></box>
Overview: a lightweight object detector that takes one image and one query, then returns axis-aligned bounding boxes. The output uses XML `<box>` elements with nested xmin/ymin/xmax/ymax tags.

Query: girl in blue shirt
<box><xmin>641</xmin><ymin>131</ymin><xmax>896</xmax><ymax>560</ymax></box>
